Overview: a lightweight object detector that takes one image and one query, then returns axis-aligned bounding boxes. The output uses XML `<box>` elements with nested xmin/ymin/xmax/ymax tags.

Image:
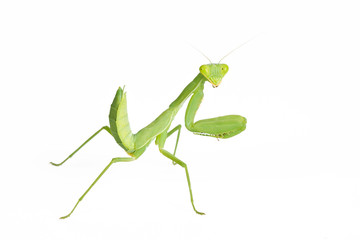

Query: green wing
<box><xmin>109</xmin><ymin>87</ymin><xmax>135</xmax><ymax>151</ymax></box>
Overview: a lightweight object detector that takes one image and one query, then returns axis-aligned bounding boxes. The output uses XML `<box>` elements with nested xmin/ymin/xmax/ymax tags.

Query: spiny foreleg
<box><xmin>185</xmin><ymin>83</ymin><xmax>246</xmax><ymax>139</ymax></box>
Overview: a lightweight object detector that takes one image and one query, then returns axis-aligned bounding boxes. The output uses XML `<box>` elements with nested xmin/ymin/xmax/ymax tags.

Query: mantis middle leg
<box><xmin>159</xmin><ymin>148</ymin><xmax>205</xmax><ymax>215</ymax></box>
<box><xmin>165</xmin><ymin>124</ymin><xmax>182</xmax><ymax>165</ymax></box>
<box><xmin>167</xmin><ymin>124</ymin><xmax>182</xmax><ymax>156</ymax></box>
<box><xmin>156</xmin><ymin>129</ymin><xmax>204</xmax><ymax>215</ymax></box>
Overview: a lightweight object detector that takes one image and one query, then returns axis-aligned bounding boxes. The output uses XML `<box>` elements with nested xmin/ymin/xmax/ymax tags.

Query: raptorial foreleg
<box><xmin>185</xmin><ymin>83</ymin><xmax>246</xmax><ymax>139</ymax></box>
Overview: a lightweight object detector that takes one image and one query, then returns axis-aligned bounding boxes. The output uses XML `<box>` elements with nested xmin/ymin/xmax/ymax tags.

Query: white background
<box><xmin>1</xmin><ymin>0</ymin><xmax>360</xmax><ymax>239</ymax></box>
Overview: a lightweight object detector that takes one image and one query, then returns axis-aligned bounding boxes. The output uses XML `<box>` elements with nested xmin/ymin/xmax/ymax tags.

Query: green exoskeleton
<box><xmin>51</xmin><ymin>63</ymin><xmax>247</xmax><ymax>219</ymax></box>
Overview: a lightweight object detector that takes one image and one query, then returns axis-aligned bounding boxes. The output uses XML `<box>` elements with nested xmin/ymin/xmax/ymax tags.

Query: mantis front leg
<box><xmin>185</xmin><ymin>81</ymin><xmax>247</xmax><ymax>139</ymax></box>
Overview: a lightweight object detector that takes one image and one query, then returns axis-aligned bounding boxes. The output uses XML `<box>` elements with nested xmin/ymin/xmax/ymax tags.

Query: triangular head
<box><xmin>199</xmin><ymin>63</ymin><xmax>229</xmax><ymax>88</ymax></box>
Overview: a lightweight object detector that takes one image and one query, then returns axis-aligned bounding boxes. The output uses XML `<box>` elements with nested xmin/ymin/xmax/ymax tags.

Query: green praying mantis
<box><xmin>51</xmin><ymin>48</ymin><xmax>247</xmax><ymax>219</ymax></box>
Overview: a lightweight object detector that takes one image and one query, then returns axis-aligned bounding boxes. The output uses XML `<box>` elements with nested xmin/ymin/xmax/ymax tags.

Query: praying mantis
<box><xmin>51</xmin><ymin>50</ymin><xmax>247</xmax><ymax>219</ymax></box>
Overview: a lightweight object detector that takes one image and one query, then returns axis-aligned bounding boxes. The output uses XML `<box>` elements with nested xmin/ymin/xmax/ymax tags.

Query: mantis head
<box><xmin>195</xmin><ymin>37</ymin><xmax>256</xmax><ymax>88</ymax></box>
<box><xmin>199</xmin><ymin>64</ymin><xmax>229</xmax><ymax>88</ymax></box>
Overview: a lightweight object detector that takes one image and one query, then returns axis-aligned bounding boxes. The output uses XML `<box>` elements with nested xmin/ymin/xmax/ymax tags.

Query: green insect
<box><xmin>51</xmin><ymin>53</ymin><xmax>247</xmax><ymax>219</ymax></box>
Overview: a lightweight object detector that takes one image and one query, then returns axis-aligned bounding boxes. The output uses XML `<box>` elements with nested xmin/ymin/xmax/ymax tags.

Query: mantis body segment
<box><xmin>51</xmin><ymin>63</ymin><xmax>247</xmax><ymax>219</ymax></box>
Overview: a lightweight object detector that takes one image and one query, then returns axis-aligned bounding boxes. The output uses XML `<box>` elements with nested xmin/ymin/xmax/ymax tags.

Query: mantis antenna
<box><xmin>218</xmin><ymin>35</ymin><xmax>259</xmax><ymax>63</ymax></box>
<box><xmin>189</xmin><ymin>43</ymin><xmax>213</xmax><ymax>64</ymax></box>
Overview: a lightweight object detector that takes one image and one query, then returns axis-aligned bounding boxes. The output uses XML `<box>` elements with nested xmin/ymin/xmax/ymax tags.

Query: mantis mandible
<box><xmin>51</xmin><ymin>51</ymin><xmax>247</xmax><ymax>219</ymax></box>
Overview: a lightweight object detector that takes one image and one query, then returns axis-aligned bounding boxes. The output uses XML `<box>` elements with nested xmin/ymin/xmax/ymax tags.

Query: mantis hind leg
<box><xmin>59</xmin><ymin>157</ymin><xmax>136</xmax><ymax>219</ymax></box>
<box><xmin>158</xmin><ymin>147</ymin><xmax>205</xmax><ymax>215</ymax></box>
<box><xmin>50</xmin><ymin>126</ymin><xmax>112</xmax><ymax>166</ymax></box>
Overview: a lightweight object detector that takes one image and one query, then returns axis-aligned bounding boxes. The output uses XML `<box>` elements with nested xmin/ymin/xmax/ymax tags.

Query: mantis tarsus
<box><xmin>51</xmin><ymin>58</ymin><xmax>247</xmax><ymax>219</ymax></box>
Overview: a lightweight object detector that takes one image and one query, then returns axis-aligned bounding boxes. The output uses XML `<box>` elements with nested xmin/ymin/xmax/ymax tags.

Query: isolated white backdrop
<box><xmin>1</xmin><ymin>0</ymin><xmax>360</xmax><ymax>239</ymax></box>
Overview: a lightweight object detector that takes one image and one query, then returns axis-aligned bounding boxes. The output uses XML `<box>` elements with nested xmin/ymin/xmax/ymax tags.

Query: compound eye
<box><xmin>222</xmin><ymin>65</ymin><xmax>229</xmax><ymax>73</ymax></box>
<box><xmin>199</xmin><ymin>65</ymin><xmax>209</xmax><ymax>75</ymax></box>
